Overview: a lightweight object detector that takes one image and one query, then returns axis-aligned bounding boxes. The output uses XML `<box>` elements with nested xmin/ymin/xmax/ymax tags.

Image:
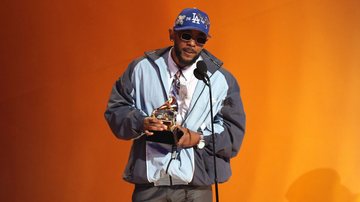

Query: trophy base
<box><xmin>146</xmin><ymin>129</ymin><xmax>183</xmax><ymax>145</ymax></box>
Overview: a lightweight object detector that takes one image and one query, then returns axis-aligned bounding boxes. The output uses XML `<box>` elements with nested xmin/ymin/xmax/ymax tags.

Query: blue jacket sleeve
<box><xmin>104</xmin><ymin>61</ymin><xmax>147</xmax><ymax>140</ymax></box>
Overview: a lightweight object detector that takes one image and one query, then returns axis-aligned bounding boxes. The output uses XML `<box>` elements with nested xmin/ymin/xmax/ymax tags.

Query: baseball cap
<box><xmin>173</xmin><ymin>8</ymin><xmax>210</xmax><ymax>36</ymax></box>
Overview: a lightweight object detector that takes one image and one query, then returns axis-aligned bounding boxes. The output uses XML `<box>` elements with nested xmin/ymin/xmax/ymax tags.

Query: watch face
<box><xmin>197</xmin><ymin>141</ymin><xmax>205</xmax><ymax>149</ymax></box>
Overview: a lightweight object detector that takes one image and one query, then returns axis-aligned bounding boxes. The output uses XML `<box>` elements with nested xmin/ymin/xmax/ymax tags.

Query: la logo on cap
<box><xmin>173</xmin><ymin>8</ymin><xmax>210</xmax><ymax>36</ymax></box>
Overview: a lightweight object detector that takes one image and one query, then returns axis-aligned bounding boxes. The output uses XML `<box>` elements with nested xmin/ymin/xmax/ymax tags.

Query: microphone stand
<box><xmin>204</xmin><ymin>77</ymin><xmax>219</xmax><ymax>202</ymax></box>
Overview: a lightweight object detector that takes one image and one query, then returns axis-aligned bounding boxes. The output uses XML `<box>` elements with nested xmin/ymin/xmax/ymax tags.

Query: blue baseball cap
<box><xmin>173</xmin><ymin>8</ymin><xmax>210</xmax><ymax>36</ymax></box>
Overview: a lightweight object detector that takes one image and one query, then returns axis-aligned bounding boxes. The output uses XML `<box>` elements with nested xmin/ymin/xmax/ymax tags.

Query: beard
<box><xmin>173</xmin><ymin>43</ymin><xmax>201</xmax><ymax>68</ymax></box>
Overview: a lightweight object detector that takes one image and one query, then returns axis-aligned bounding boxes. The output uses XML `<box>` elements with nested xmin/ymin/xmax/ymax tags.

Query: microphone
<box><xmin>193</xmin><ymin>60</ymin><xmax>220</xmax><ymax>202</ymax></box>
<box><xmin>194</xmin><ymin>61</ymin><xmax>209</xmax><ymax>85</ymax></box>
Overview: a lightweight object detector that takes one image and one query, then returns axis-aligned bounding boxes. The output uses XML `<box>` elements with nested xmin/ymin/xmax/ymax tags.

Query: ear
<box><xmin>169</xmin><ymin>28</ymin><xmax>175</xmax><ymax>41</ymax></box>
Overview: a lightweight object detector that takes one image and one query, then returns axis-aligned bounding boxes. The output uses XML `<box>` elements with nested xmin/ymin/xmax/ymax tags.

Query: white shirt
<box><xmin>167</xmin><ymin>48</ymin><xmax>201</xmax><ymax>124</ymax></box>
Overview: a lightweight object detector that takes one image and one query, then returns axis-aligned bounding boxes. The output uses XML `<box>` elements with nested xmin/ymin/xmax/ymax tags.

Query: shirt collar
<box><xmin>168</xmin><ymin>47</ymin><xmax>202</xmax><ymax>81</ymax></box>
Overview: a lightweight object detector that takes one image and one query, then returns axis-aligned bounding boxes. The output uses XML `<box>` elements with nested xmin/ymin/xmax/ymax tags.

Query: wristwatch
<box><xmin>197</xmin><ymin>134</ymin><xmax>205</xmax><ymax>149</ymax></box>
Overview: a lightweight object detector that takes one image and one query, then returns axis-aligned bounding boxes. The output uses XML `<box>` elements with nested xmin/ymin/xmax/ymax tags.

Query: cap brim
<box><xmin>174</xmin><ymin>26</ymin><xmax>211</xmax><ymax>37</ymax></box>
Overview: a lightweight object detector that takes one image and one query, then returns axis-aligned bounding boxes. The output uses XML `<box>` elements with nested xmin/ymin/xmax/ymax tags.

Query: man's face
<box><xmin>170</xmin><ymin>29</ymin><xmax>207</xmax><ymax>68</ymax></box>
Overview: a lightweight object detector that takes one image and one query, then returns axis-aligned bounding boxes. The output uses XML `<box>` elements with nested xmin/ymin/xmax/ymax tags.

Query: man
<box><xmin>105</xmin><ymin>8</ymin><xmax>246</xmax><ymax>201</ymax></box>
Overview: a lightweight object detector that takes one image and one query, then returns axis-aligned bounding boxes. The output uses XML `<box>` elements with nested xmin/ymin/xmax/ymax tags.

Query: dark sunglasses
<box><xmin>179</xmin><ymin>32</ymin><xmax>207</xmax><ymax>45</ymax></box>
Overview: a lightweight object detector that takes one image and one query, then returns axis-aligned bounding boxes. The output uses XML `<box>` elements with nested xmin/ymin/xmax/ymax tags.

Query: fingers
<box><xmin>144</xmin><ymin>130</ymin><xmax>154</xmax><ymax>136</ymax></box>
<box><xmin>177</xmin><ymin>128</ymin><xmax>200</xmax><ymax>148</ymax></box>
<box><xmin>144</xmin><ymin>117</ymin><xmax>168</xmax><ymax>135</ymax></box>
<box><xmin>177</xmin><ymin>133</ymin><xmax>185</xmax><ymax>145</ymax></box>
<box><xmin>175</xmin><ymin>125</ymin><xmax>187</xmax><ymax>146</ymax></box>
<box><xmin>177</xmin><ymin>131</ymin><xmax>189</xmax><ymax>147</ymax></box>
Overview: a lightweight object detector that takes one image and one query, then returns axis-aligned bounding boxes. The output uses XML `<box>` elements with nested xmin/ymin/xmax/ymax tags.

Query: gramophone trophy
<box><xmin>146</xmin><ymin>96</ymin><xmax>183</xmax><ymax>144</ymax></box>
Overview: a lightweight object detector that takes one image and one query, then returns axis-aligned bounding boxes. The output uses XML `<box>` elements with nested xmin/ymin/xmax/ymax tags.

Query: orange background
<box><xmin>1</xmin><ymin>0</ymin><xmax>359</xmax><ymax>201</ymax></box>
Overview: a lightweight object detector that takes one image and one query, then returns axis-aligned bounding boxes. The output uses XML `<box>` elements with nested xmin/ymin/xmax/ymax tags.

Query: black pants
<box><xmin>132</xmin><ymin>185</ymin><xmax>213</xmax><ymax>202</ymax></box>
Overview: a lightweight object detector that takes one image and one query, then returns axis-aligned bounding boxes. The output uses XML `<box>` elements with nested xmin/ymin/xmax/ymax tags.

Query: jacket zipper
<box><xmin>165</xmin><ymin>144</ymin><xmax>177</xmax><ymax>186</ymax></box>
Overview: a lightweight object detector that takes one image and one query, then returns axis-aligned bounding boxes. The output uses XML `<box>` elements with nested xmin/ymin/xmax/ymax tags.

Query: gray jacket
<box><xmin>104</xmin><ymin>47</ymin><xmax>246</xmax><ymax>186</ymax></box>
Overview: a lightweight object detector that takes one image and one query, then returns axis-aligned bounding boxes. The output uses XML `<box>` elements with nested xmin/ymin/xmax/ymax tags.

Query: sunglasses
<box><xmin>178</xmin><ymin>32</ymin><xmax>207</xmax><ymax>45</ymax></box>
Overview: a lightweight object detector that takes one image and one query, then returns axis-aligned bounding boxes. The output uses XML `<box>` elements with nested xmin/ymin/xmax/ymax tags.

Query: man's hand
<box><xmin>144</xmin><ymin>117</ymin><xmax>168</xmax><ymax>136</ymax></box>
<box><xmin>175</xmin><ymin>125</ymin><xmax>201</xmax><ymax>148</ymax></box>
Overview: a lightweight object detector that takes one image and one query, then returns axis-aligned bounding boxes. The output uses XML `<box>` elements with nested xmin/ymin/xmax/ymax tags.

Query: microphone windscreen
<box><xmin>194</xmin><ymin>61</ymin><xmax>208</xmax><ymax>81</ymax></box>
<box><xmin>194</xmin><ymin>69</ymin><xmax>203</xmax><ymax>80</ymax></box>
<box><xmin>196</xmin><ymin>61</ymin><xmax>208</xmax><ymax>73</ymax></box>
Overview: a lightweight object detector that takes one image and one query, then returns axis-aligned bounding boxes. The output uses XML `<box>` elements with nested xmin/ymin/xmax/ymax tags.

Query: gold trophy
<box><xmin>151</xmin><ymin>96</ymin><xmax>178</xmax><ymax>131</ymax></box>
<box><xmin>146</xmin><ymin>96</ymin><xmax>183</xmax><ymax>144</ymax></box>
